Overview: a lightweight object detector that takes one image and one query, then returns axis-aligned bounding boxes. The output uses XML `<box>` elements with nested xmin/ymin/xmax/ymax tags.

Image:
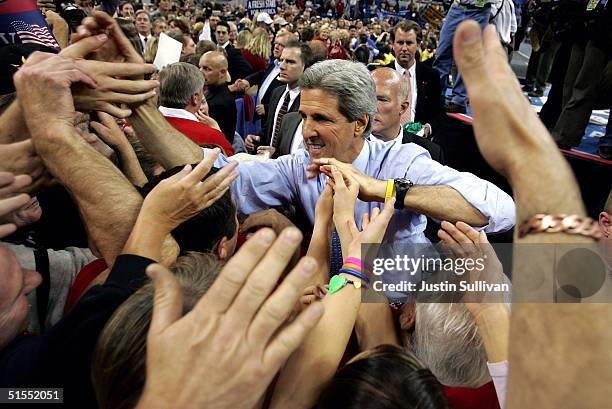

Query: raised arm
<box><xmin>13</xmin><ymin>37</ymin><xmax>158</xmax><ymax>267</ymax></box>
<box><xmin>270</xmin><ymin>172</ymin><xmax>395</xmax><ymax>409</ymax></box>
<box><xmin>453</xmin><ymin>21</ymin><xmax>610</xmax><ymax>409</ymax></box>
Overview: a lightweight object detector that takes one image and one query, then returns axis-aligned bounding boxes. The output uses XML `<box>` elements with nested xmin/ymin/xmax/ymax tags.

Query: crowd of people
<box><xmin>0</xmin><ymin>0</ymin><xmax>610</xmax><ymax>408</ymax></box>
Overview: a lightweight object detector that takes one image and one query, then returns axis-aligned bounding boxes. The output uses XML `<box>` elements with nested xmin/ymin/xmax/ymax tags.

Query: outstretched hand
<box><xmin>138</xmin><ymin>228</ymin><xmax>324</xmax><ymax>409</ymax></box>
<box><xmin>140</xmin><ymin>149</ymin><xmax>239</xmax><ymax>232</ymax></box>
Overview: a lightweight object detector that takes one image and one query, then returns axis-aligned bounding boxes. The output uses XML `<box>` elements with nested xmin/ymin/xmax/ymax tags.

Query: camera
<box><xmin>54</xmin><ymin>1</ymin><xmax>87</xmax><ymax>31</ymax></box>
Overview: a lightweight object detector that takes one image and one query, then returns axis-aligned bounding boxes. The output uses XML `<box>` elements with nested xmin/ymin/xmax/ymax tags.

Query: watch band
<box><xmin>518</xmin><ymin>214</ymin><xmax>603</xmax><ymax>240</ymax></box>
<box><xmin>394</xmin><ymin>178</ymin><xmax>414</xmax><ymax>209</ymax></box>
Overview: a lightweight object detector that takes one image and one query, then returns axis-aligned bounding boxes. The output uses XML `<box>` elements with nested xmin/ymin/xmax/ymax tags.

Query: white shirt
<box><xmin>395</xmin><ymin>60</ymin><xmax>417</xmax><ymax>122</ymax></box>
<box><xmin>257</xmin><ymin>60</ymin><xmax>281</xmax><ymax>105</ymax></box>
<box><xmin>270</xmin><ymin>85</ymin><xmax>301</xmax><ymax>145</ymax></box>
<box><xmin>139</xmin><ymin>33</ymin><xmax>152</xmax><ymax>51</ymax></box>
<box><xmin>370</xmin><ymin>127</ymin><xmax>403</xmax><ymax>145</ymax></box>
<box><xmin>220</xmin><ymin>41</ymin><xmax>230</xmax><ymax>49</ymax></box>
<box><xmin>158</xmin><ymin>106</ymin><xmax>198</xmax><ymax>122</ymax></box>
<box><xmin>290</xmin><ymin>121</ymin><xmax>306</xmax><ymax>154</ymax></box>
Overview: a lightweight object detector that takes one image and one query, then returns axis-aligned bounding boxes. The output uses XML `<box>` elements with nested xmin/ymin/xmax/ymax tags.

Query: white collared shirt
<box><xmin>220</xmin><ymin>41</ymin><xmax>230</xmax><ymax>49</ymax></box>
<box><xmin>370</xmin><ymin>127</ymin><xmax>403</xmax><ymax>145</ymax></box>
<box><xmin>395</xmin><ymin>60</ymin><xmax>417</xmax><ymax>122</ymax></box>
<box><xmin>290</xmin><ymin>121</ymin><xmax>305</xmax><ymax>154</ymax></box>
<box><xmin>139</xmin><ymin>33</ymin><xmax>152</xmax><ymax>50</ymax></box>
<box><xmin>270</xmin><ymin>85</ymin><xmax>301</xmax><ymax>146</ymax></box>
<box><xmin>257</xmin><ymin>60</ymin><xmax>281</xmax><ymax>105</ymax></box>
<box><xmin>158</xmin><ymin>106</ymin><xmax>198</xmax><ymax>122</ymax></box>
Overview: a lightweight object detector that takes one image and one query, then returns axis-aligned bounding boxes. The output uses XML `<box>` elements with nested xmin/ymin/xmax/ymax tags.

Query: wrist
<box><xmin>366</xmin><ymin>179</ymin><xmax>387</xmax><ymax>202</ymax></box>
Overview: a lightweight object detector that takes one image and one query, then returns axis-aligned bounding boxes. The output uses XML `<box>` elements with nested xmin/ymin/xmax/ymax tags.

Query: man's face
<box><xmin>159</xmin><ymin>0</ymin><xmax>170</xmax><ymax>11</ymax></box>
<box><xmin>0</xmin><ymin>244</ymin><xmax>42</xmax><ymax>348</ymax></box>
<box><xmin>153</xmin><ymin>21</ymin><xmax>167</xmax><ymax>36</ymax></box>
<box><xmin>273</xmin><ymin>34</ymin><xmax>289</xmax><ymax>59</ymax></box>
<box><xmin>135</xmin><ymin>13</ymin><xmax>152</xmax><ymax>35</ymax></box>
<box><xmin>199</xmin><ymin>54</ymin><xmax>224</xmax><ymax>85</ymax></box>
<box><xmin>279</xmin><ymin>47</ymin><xmax>304</xmax><ymax>86</ymax></box>
<box><xmin>296</xmin><ymin>23</ymin><xmax>304</xmax><ymax>33</ymax></box>
<box><xmin>182</xmin><ymin>36</ymin><xmax>196</xmax><ymax>56</ymax></box>
<box><xmin>210</xmin><ymin>15</ymin><xmax>220</xmax><ymax>29</ymax></box>
<box><xmin>215</xmin><ymin>25</ymin><xmax>229</xmax><ymax>45</ymax></box>
<box><xmin>300</xmin><ymin>88</ymin><xmax>365</xmax><ymax>162</ymax></box>
<box><xmin>373</xmin><ymin>24</ymin><xmax>381</xmax><ymax>35</ymax></box>
<box><xmin>392</xmin><ymin>28</ymin><xmax>418</xmax><ymax>68</ymax></box>
<box><xmin>121</xmin><ymin>3</ymin><xmax>134</xmax><ymax>18</ymax></box>
<box><xmin>350</xmin><ymin>27</ymin><xmax>356</xmax><ymax>37</ymax></box>
<box><xmin>373</xmin><ymin>74</ymin><xmax>403</xmax><ymax>138</ymax></box>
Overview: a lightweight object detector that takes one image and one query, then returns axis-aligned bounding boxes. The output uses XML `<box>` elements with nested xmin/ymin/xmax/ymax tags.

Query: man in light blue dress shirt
<box><xmin>207</xmin><ymin>60</ymin><xmax>515</xmax><ymax>244</ymax></box>
<box><xmin>134</xmin><ymin>59</ymin><xmax>515</xmax><ymax>244</ymax></box>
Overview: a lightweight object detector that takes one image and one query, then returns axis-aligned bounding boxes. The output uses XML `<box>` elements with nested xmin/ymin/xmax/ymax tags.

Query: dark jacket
<box><xmin>260</xmin><ymin>86</ymin><xmax>301</xmax><ymax>147</ymax></box>
<box><xmin>244</xmin><ymin>61</ymin><xmax>284</xmax><ymax>123</ymax></box>
<box><xmin>206</xmin><ymin>83</ymin><xmax>237</xmax><ymax>143</ymax></box>
<box><xmin>274</xmin><ymin>111</ymin><xmax>303</xmax><ymax>158</ymax></box>
<box><xmin>223</xmin><ymin>44</ymin><xmax>253</xmax><ymax>82</ymax></box>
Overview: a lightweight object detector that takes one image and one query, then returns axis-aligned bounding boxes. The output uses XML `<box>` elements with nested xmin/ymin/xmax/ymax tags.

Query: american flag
<box><xmin>11</xmin><ymin>20</ymin><xmax>59</xmax><ymax>49</ymax></box>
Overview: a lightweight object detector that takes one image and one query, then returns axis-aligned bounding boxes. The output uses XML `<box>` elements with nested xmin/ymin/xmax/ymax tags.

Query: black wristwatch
<box><xmin>393</xmin><ymin>178</ymin><xmax>413</xmax><ymax>209</ymax></box>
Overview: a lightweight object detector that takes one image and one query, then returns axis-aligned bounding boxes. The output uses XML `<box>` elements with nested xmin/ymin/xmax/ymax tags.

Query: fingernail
<box><xmin>96</xmin><ymin>33</ymin><xmax>108</xmax><ymax>41</ymax></box>
<box><xmin>462</xmin><ymin>27</ymin><xmax>479</xmax><ymax>44</ymax></box>
<box><xmin>285</xmin><ymin>228</ymin><xmax>301</xmax><ymax>244</ymax></box>
<box><xmin>301</xmin><ymin>258</ymin><xmax>316</xmax><ymax>275</ymax></box>
<box><xmin>258</xmin><ymin>228</ymin><xmax>275</xmax><ymax>244</ymax></box>
<box><xmin>307</xmin><ymin>302</ymin><xmax>324</xmax><ymax>318</ymax></box>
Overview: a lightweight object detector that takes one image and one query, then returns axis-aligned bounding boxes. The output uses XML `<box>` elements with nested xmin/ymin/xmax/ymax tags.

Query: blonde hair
<box><xmin>236</xmin><ymin>28</ymin><xmax>253</xmax><ymax>49</ymax></box>
<box><xmin>143</xmin><ymin>36</ymin><xmax>159</xmax><ymax>63</ymax></box>
<box><xmin>246</xmin><ymin>27</ymin><xmax>272</xmax><ymax>59</ymax></box>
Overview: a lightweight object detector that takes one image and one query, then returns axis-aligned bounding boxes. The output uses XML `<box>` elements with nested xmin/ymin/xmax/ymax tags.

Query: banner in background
<box><xmin>247</xmin><ymin>0</ymin><xmax>277</xmax><ymax>18</ymax></box>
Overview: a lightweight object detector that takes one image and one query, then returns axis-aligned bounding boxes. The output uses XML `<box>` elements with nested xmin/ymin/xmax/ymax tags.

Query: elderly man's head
<box><xmin>412</xmin><ymin>303</ymin><xmax>491</xmax><ymax>388</ymax></box>
<box><xmin>371</xmin><ymin>68</ymin><xmax>410</xmax><ymax>141</ymax></box>
<box><xmin>198</xmin><ymin>51</ymin><xmax>228</xmax><ymax>86</ymax></box>
<box><xmin>0</xmin><ymin>243</ymin><xmax>42</xmax><ymax>350</ymax></box>
<box><xmin>159</xmin><ymin>62</ymin><xmax>205</xmax><ymax>114</ymax></box>
<box><xmin>298</xmin><ymin>60</ymin><xmax>376</xmax><ymax>163</ymax></box>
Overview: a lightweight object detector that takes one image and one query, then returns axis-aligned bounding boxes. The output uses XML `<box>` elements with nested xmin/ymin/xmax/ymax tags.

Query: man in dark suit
<box><xmin>215</xmin><ymin>21</ymin><xmax>253</xmax><ymax>81</ymax></box>
<box><xmin>382</xmin><ymin>20</ymin><xmax>443</xmax><ymax>131</ymax></box>
<box><xmin>274</xmin><ymin>112</ymin><xmax>304</xmax><ymax>158</ymax></box>
<box><xmin>245</xmin><ymin>41</ymin><xmax>313</xmax><ymax>154</ymax></box>
<box><xmin>199</xmin><ymin>50</ymin><xmax>237</xmax><ymax>143</ymax></box>
<box><xmin>370</xmin><ymin>68</ymin><xmax>444</xmax><ymax>163</ymax></box>
<box><xmin>236</xmin><ymin>31</ymin><xmax>296</xmax><ymax>124</ymax></box>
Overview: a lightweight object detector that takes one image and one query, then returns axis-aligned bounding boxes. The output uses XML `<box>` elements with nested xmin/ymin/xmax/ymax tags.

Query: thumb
<box><xmin>453</xmin><ymin>20</ymin><xmax>488</xmax><ymax>94</ymax></box>
<box><xmin>146</xmin><ymin>263</ymin><xmax>183</xmax><ymax>336</ymax></box>
<box><xmin>60</xmin><ymin>33</ymin><xmax>109</xmax><ymax>59</ymax></box>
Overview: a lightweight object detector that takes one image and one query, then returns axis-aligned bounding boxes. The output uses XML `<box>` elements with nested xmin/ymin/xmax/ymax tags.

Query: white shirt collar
<box><xmin>394</xmin><ymin>59</ymin><xmax>416</xmax><ymax>76</ymax></box>
<box><xmin>220</xmin><ymin>41</ymin><xmax>230</xmax><ymax>48</ymax></box>
<box><xmin>158</xmin><ymin>106</ymin><xmax>198</xmax><ymax>122</ymax></box>
<box><xmin>370</xmin><ymin>127</ymin><xmax>403</xmax><ymax>144</ymax></box>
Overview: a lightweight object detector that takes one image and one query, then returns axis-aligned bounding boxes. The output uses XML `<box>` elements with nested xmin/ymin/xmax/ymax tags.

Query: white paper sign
<box><xmin>153</xmin><ymin>32</ymin><xmax>183</xmax><ymax>70</ymax></box>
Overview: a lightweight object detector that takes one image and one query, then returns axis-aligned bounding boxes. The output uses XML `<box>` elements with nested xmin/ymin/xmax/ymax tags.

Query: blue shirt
<box><xmin>208</xmin><ymin>139</ymin><xmax>515</xmax><ymax>244</ymax></box>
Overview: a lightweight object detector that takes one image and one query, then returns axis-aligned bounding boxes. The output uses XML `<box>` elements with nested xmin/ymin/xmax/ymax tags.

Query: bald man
<box><xmin>199</xmin><ymin>51</ymin><xmax>236</xmax><ymax>142</ymax></box>
<box><xmin>371</xmin><ymin>68</ymin><xmax>443</xmax><ymax>163</ymax></box>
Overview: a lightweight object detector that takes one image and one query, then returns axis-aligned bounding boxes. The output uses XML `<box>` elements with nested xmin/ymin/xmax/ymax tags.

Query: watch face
<box><xmin>395</xmin><ymin>178</ymin><xmax>413</xmax><ymax>189</ymax></box>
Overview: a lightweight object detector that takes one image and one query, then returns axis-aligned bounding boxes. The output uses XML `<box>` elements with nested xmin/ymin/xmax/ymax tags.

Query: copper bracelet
<box><xmin>518</xmin><ymin>214</ymin><xmax>602</xmax><ymax>240</ymax></box>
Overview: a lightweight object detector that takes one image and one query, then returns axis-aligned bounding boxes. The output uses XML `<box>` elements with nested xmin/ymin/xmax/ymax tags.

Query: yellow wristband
<box><xmin>384</xmin><ymin>179</ymin><xmax>395</xmax><ymax>204</ymax></box>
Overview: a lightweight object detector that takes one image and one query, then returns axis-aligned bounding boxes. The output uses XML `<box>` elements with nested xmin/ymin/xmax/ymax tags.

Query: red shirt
<box><xmin>242</xmin><ymin>49</ymin><xmax>268</xmax><ymax>73</ymax></box>
<box><xmin>164</xmin><ymin>116</ymin><xmax>234</xmax><ymax>156</ymax></box>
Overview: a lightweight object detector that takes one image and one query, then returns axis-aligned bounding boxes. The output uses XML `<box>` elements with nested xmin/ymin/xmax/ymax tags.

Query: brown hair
<box><xmin>391</xmin><ymin>20</ymin><xmax>422</xmax><ymax>43</ymax></box>
<box><xmin>91</xmin><ymin>253</ymin><xmax>223</xmax><ymax>409</ymax></box>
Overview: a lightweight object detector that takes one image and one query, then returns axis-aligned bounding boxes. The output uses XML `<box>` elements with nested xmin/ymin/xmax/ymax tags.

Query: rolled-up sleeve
<box><xmin>406</xmin><ymin>151</ymin><xmax>516</xmax><ymax>233</ymax></box>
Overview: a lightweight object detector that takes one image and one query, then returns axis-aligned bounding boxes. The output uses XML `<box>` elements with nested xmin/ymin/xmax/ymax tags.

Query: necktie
<box><xmin>400</xmin><ymin>70</ymin><xmax>412</xmax><ymax>126</ymax></box>
<box><xmin>271</xmin><ymin>91</ymin><xmax>291</xmax><ymax>148</ymax></box>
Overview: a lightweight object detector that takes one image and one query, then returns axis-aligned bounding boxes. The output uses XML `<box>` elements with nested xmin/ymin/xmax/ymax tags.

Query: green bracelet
<box><xmin>328</xmin><ymin>275</ymin><xmax>363</xmax><ymax>294</ymax></box>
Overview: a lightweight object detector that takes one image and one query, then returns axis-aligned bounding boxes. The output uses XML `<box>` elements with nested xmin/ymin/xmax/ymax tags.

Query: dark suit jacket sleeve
<box><xmin>261</xmin><ymin>86</ymin><xmax>284</xmax><ymax>145</ymax></box>
<box><xmin>244</xmin><ymin>68</ymin><xmax>266</xmax><ymax>87</ymax></box>
<box><xmin>273</xmin><ymin>112</ymin><xmax>302</xmax><ymax>159</ymax></box>
<box><xmin>228</xmin><ymin>48</ymin><xmax>253</xmax><ymax>80</ymax></box>
<box><xmin>416</xmin><ymin>63</ymin><xmax>443</xmax><ymax>126</ymax></box>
